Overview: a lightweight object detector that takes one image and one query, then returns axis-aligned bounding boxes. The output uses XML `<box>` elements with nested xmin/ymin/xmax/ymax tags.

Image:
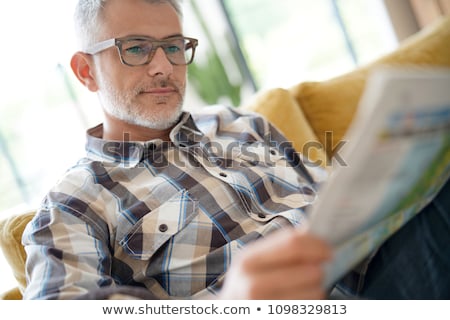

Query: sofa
<box><xmin>1</xmin><ymin>15</ymin><xmax>449</xmax><ymax>300</ymax></box>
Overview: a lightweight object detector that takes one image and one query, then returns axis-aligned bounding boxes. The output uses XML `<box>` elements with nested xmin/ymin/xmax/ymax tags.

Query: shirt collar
<box><xmin>85</xmin><ymin>111</ymin><xmax>205</xmax><ymax>167</ymax></box>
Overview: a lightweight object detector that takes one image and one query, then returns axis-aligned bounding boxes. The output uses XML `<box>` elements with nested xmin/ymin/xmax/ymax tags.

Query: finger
<box><xmin>268</xmin><ymin>286</ymin><xmax>327</xmax><ymax>300</ymax></box>
<box><xmin>251</xmin><ymin>280</ymin><xmax>327</xmax><ymax>300</ymax></box>
<box><xmin>242</xmin><ymin>229</ymin><xmax>332</xmax><ymax>271</ymax></box>
<box><xmin>247</xmin><ymin>263</ymin><xmax>326</xmax><ymax>298</ymax></box>
<box><xmin>224</xmin><ymin>257</ymin><xmax>326</xmax><ymax>299</ymax></box>
<box><xmin>233</xmin><ymin>269</ymin><xmax>326</xmax><ymax>300</ymax></box>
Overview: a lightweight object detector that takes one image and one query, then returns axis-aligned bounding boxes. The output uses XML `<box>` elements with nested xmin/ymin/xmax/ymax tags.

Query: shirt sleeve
<box><xmin>21</xmin><ymin>166</ymin><xmax>151</xmax><ymax>300</ymax></box>
<box><xmin>22</xmin><ymin>199</ymin><xmax>114</xmax><ymax>299</ymax></box>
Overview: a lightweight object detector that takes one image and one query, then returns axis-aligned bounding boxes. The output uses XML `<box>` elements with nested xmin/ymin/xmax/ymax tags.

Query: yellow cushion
<box><xmin>242</xmin><ymin>88</ymin><xmax>328</xmax><ymax>166</ymax></box>
<box><xmin>290</xmin><ymin>15</ymin><xmax>450</xmax><ymax>156</ymax></box>
<box><xmin>0</xmin><ymin>211</ymin><xmax>35</xmax><ymax>298</ymax></box>
<box><xmin>0</xmin><ymin>287</ymin><xmax>22</xmax><ymax>300</ymax></box>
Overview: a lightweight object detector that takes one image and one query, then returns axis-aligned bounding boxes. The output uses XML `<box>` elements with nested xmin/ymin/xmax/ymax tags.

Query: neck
<box><xmin>102</xmin><ymin>112</ymin><xmax>173</xmax><ymax>142</ymax></box>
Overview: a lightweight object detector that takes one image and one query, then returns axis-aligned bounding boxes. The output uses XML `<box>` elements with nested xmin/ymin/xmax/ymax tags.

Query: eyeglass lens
<box><xmin>120</xmin><ymin>38</ymin><xmax>195</xmax><ymax>66</ymax></box>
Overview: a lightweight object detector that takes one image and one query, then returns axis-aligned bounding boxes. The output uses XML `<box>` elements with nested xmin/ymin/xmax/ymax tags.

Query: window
<box><xmin>0</xmin><ymin>1</ymin><xmax>96</xmax><ymax>215</ymax></box>
<box><xmin>223</xmin><ymin>0</ymin><xmax>398</xmax><ymax>89</ymax></box>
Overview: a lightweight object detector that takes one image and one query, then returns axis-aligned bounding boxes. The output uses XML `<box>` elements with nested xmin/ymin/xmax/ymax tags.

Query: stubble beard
<box><xmin>98</xmin><ymin>77</ymin><xmax>185</xmax><ymax>130</ymax></box>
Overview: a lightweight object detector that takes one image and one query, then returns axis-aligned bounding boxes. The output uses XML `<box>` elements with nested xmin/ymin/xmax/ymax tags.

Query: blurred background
<box><xmin>0</xmin><ymin>0</ymin><xmax>448</xmax><ymax>292</ymax></box>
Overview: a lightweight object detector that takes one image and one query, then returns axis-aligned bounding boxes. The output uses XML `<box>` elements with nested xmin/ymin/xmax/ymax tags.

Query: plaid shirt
<box><xmin>22</xmin><ymin>105</ymin><xmax>327</xmax><ymax>299</ymax></box>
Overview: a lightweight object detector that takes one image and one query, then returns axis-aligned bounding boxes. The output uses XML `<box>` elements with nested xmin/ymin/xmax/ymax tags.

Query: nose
<box><xmin>147</xmin><ymin>47</ymin><xmax>173</xmax><ymax>77</ymax></box>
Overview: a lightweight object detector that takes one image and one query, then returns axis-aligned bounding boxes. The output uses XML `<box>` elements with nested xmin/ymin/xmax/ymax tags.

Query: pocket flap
<box><xmin>119</xmin><ymin>190</ymin><xmax>198</xmax><ymax>260</ymax></box>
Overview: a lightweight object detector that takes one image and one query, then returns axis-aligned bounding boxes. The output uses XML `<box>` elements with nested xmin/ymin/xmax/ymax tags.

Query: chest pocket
<box><xmin>119</xmin><ymin>190</ymin><xmax>199</xmax><ymax>260</ymax></box>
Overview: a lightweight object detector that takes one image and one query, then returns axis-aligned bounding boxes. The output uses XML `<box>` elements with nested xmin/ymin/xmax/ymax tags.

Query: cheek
<box><xmin>167</xmin><ymin>72</ymin><xmax>186</xmax><ymax>103</ymax></box>
<box><xmin>174</xmin><ymin>68</ymin><xmax>187</xmax><ymax>88</ymax></box>
<box><xmin>95</xmin><ymin>54</ymin><xmax>132</xmax><ymax>89</ymax></box>
<box><xmin>99</xmin><ymin>68</ymin><xmax>137</xmax><ymax>95</ymax></box>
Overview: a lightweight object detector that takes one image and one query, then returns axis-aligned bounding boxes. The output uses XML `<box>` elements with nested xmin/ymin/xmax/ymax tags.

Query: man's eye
<box><xmin>165</xmin><ymin>45</ymin><xmax>181</xmax><ymax>54</ymax></box>
<box><xmin>125</xmin><ymin>45</ymin><xmax>149</xmax><ymax>55</ymax></box>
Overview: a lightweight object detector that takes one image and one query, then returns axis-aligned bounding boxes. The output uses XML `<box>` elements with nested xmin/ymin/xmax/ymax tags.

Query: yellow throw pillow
<box><xmin>0</xmin><ymin>287</ymin><xmax>22</xmax><ymax>300</ymax></box>
<box><xmin>242</xmin><ymin>88</ymin><xmax>328</xmax><ymax>166</ymax></box>
<box><xmin>290</xmin><ymin>15</ymin><xmax>450</xmax><ymax>157</ymax></box>
<box><xmin>0</xmin><ymin>211</ymin><xmax>35</xmax><ymax>296</ymax></box>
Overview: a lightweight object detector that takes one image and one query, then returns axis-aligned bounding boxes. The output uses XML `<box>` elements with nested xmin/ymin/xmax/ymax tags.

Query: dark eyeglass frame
<box><xmin>84</xmin><ymin>36</ymin><xmax>199</xmax><ymax>66</ymax></box>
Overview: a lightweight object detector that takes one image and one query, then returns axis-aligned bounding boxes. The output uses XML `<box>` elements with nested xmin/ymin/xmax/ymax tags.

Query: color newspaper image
<box><xmin>306</xmin><ymin>67</ymin><xmax>450</xmax><ymax>288</ymax></box>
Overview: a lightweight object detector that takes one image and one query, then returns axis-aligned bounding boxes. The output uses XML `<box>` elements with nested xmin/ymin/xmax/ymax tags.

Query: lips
<box><xmin>143</xmin><ymin>87</ymin><xmax>176</xmax><ymax>94</ymax></box>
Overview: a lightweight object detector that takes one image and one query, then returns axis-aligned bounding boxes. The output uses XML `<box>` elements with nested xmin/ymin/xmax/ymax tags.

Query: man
<box><xmin>22</xmin><ymin>0</ymin><xmax>330</xmax><ymax>300</ymax></box>
<box><xmin>22</xmin><ymin>0</ymin><xmax>449</xmax><ymax>300</ymax></box>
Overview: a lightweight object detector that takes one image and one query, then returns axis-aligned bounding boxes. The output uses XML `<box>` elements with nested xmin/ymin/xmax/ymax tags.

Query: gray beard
<box><xmin>102</xmin><ymin>97</ymin><xmax>184</xmax><ymax>130</ymax></box>
<box><xmin>97</xmin><ymin>79</ymin><xmax>185</xmax><ymax>130</ymax></box>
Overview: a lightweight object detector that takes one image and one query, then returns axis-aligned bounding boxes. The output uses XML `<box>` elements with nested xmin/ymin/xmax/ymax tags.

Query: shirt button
<box><xmin>158</xmin><ymin>224</ymin><xmax>168</xmax><ymax>232</ymax></box>
<box><xmin>258</xmin><ymin>213</ymin><xmax>266</xmax><ymax>219</ymax></box>
<box><xmin>219</xmin><ymin>172</ymin><xmax>227</xmax><ymax>178</ymax></box>
<box><xmin>249</xmin><ymin>160</ymin><xmax>259</xmax><ymax>166</ymax></box>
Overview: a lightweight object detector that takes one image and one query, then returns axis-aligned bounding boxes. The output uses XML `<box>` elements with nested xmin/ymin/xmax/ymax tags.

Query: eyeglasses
<box><xmin>84</xmin><ymin>36</ymin><xmax>199</xmax><ymax>66</ymax></box>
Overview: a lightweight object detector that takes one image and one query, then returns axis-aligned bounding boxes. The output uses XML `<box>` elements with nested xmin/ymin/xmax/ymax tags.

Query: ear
<box><xmin>70</xmin><ymin>52</ymin><xmax>99</xmax><ymax>92</ymax></box>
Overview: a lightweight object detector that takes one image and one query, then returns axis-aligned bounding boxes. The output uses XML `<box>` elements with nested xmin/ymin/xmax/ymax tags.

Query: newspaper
<box><xmin>306</xmin><ymin>67</ymin><xmax>450</xmax><ymax>289</ymax></box>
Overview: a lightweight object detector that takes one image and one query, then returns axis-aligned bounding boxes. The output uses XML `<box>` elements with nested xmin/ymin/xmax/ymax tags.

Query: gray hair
<box><xmin>74</xmin><ymin>0</ymin><xmax>183</xmax><ymax>50</ymax></box>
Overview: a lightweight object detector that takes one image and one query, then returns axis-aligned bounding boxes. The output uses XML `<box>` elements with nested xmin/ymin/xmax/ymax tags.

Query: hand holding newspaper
<box><xmin>306</xmin><ymin>67</ymin><xmax>450</xmax><ymax>289</ymax></box>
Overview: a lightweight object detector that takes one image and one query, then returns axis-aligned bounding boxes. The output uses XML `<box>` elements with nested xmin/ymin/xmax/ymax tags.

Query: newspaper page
<box><xmin>307</xmin><ymin>67</ymin><xmax>450</xmax><ymax>289</ymax></box>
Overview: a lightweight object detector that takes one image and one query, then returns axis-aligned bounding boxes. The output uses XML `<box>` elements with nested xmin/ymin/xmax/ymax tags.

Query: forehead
<box><xmin>100</xmin><ymin>0</ymin><xmax>182</xmax><ymax>39</ymax></box>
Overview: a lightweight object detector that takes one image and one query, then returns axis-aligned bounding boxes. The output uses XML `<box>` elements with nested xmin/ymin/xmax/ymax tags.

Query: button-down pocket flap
<box><xmin>119</xmin><ymin>190</ymin><xmax>198</xmax><ymax>260</ymax></box>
